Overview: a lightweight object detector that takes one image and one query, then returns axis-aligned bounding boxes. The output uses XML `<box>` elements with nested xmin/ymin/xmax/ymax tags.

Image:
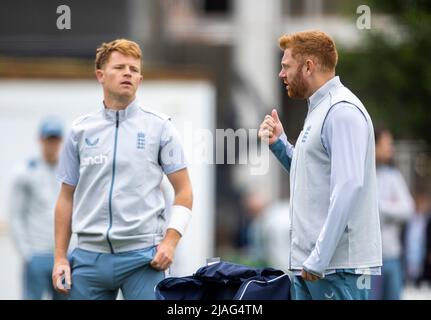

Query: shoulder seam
<box><xmin>137</xmin><ymin>106</ymin><xmax>171</xmax><ymax>121</ymax></box>
<box><xmin>73</xmin><ymin>109</ymin><xmax>103</xmax><ymax>126</ymax></box>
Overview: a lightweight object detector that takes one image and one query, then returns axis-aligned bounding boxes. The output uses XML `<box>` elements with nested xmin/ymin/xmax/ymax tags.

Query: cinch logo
<box><xmin>81</xmin><ymin>154</ymin><xmax>108</xmax><ymax>167</ymax></box>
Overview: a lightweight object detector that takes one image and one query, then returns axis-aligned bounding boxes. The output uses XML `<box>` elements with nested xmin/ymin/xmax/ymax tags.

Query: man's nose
<box><xmin>124</xmin><ymin>66</ymin><xmax>132</xmax><ymax>76</ymax></box>
<box><xmin>278</xmin><ymin>70</ymin><xmax>284</xmax><ymax>79</ymax></box>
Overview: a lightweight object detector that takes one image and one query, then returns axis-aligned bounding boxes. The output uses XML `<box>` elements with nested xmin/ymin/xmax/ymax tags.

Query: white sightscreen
<box><xmin>0</xmin><ymin>79</ymin><xmax>215</xmax><ymax>298</ymax></box>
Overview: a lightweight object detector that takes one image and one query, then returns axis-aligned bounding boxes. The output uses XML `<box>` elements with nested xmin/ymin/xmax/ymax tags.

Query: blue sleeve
<box><xmin>269</xmin><ymin>133</ymin><xmax>294</xmax><ymax>172</ymax></box>
<box><xmin>303</xmin><ymin>103</ymin><xmax>369</xmax><ymax>276</ymax></box>
<box><xmin>159</xmin><ymin>119</ymin><xmax>187</xmax><ymax>175</ymax></box>
<box><xmin>57</xmin><ymin>130</ymin><xmax>80</xmax><ymax>186</ymax></box>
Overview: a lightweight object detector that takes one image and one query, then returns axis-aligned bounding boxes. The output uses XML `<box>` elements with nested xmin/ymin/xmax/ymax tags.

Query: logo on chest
<box><xmin>301</xmin><ymin>126</ymin><xmax>312</xmax><ymax>143</ymax></box>
<box><xmin>136</xmin><ymin>132</ymin><xmax>146</xmax><ymax>150</ymax></box>
<box><xmin>81</xmin><ymin>154</ymin><xmax>108</xmax><ymax>167</ymax></box>
<box><xmin>85</xmin><ymin>137</ymin><xmax>99</xmax><ymax>148</ymax></box>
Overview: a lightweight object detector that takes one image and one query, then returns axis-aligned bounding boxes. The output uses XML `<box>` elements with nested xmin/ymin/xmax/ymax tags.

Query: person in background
<box><xmin>260</xmin><ymin>199</ymin><xmax>291</xmax><ymax>273</ymax></box>
<box><xmin>9</xmin><ymin>116</ymin><xmax>65</xmax><ymax>300</ymax></box>
<box><xmin>243</xmin><ymin>191</ymin><xmax>268</xmax><ymax>267</ymax></box>
<box><xmin>404</xmin><ymin>185</ymin><xmax>431</xmax><ymax>286</ymax></box>
<box><xmin>371</xmin><ymin>127</ymin><xmax>414</xmax><ymax>300</ymax></box>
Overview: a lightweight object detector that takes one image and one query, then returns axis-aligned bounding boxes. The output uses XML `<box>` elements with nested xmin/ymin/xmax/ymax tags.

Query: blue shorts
<box><xmin>68</xmin><ymin>246</ymin><xmax>164</xmax><ymax>300</ymax></box>
<box><xmin>291</xmin><ymin>271</ymin><xmax>371</xmax><ymax>300</ymax></box>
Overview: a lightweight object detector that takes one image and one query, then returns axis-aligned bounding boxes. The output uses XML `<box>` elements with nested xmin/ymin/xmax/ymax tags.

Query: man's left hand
<box><xmin>150</xmin><ymin>240</ymin><xmax>175</xmax><ymax>271</ymax></box>
<box><xmin>150</xmin><ymin>229</ymin><xmax>181</xmax><ymax>271</ymax></box>
<box><xmin>301</xmin><ymin>270</ymin><xmax>321</xmax><ymax>282</ymax></box>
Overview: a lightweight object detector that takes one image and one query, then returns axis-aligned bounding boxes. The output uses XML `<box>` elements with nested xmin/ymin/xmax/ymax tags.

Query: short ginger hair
<box><xmin>279</xmin><ymin>30</ymin><xmax>338</xmax><ymax>72</ymax></box>
<box><xmin>95</xmin><ymin>39</ymin><xmax>142</xmax><ymax>70</ymax></box>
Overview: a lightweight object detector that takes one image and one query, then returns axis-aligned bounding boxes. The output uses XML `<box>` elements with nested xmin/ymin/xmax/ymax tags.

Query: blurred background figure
<box><xmin>232</xmin><ymin>191</ymin><xmax>269</xmax><ymax>267</ymax></box>
<box><xmin>404</xmin><ymin>184</ymin><xmax>431</xmax><ymax>286</ymax></box>
<box><xmin>8</xmin><ymin>116</ymin><xmax>64</xmax><ymax>300</ymax></box>
<box><xmin>260</xmin><ymin>199</ymin><xmax>290</xmax><ymax>273</ymax></box>
<box><xmin>242</xmin><ymin>192</ymin><xmax>269</xmax><ymax>267</ymax></box>
<box><xmin>371</xmin><ymin>127</ymin><xmax>415</xmax><ymax>300</ymax></box>
<box><xmin>234</xmin><ymin>190</ymin><xmax>291</xmax><ymax>272</ymax></box>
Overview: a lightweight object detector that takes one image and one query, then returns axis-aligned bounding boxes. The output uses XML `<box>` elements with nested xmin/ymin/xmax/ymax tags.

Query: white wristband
<box><xmin>167</xmin><ymin>205</ymin><xmax>192</xmax><ymax>237</ymax></box>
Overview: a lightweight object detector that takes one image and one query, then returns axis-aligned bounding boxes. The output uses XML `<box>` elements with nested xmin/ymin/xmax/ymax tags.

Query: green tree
<box><xmin>338</xmin><ymin>0</ymin><xmax>431</xmax><ymax>145</ymax></box>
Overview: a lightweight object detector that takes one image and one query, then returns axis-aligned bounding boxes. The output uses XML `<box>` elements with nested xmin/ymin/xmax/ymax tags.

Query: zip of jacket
<box><xmin>107</xmin><ymin>111</ymin><xmax>119</xmax><ymax>253</ymax></box>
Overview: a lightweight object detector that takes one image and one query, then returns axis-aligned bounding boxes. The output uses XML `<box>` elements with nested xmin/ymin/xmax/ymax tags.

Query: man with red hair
<box><xmin>52</xmin><ymin>39</ymin><xmax>193</xmax><ymax>300</ymax></box>
<box><xmin>259</xmin><ymin>30</ymin><xmax>382</xmax><ymax>300</ymax></box>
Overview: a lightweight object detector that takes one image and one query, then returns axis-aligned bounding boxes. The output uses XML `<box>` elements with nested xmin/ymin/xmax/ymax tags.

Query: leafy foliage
<box><xmin>338</xmin><ymin>1</ymin><xmax>431</xmax><ymax>144</ymax></box>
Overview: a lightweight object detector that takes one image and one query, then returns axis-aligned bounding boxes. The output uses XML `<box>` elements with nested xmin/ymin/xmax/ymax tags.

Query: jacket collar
<box><xmin>102</xmin><ymin>98</ymin><xmax>139</xmax><ymax>122</ymax></box>
<box><xmin>306</xmin><ymin>76</ymin><xmax>343</xmax><ymax>116</ymax></box>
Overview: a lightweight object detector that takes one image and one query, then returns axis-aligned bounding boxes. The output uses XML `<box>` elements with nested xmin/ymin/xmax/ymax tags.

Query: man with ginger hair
<box><xmin>258</xmin><ymin>31</ymin><xmax>382</xmax><ymax>300</ymax></box>
<box><xmin>52</xmin><ymin>39</ymin><xmax>193</xmax><ymax>299</ymax></box>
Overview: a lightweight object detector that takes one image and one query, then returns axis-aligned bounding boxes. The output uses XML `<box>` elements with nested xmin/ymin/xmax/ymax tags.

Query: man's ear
<box><xmin>305</xmin><ymin>59</ymin><xmax>315</xmax><ymax>76</ymax></box>
<box><xmin>95</xmin><ymin>69</ymin><xmax>104</xmax><ymax>84</ymax></box>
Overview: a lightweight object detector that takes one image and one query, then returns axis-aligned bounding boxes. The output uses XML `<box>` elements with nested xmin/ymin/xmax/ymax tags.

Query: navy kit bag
<box><xmin>155</xmin><ymin>260</ymin><xmax>291</xmax><ymax>300</ymax></box>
